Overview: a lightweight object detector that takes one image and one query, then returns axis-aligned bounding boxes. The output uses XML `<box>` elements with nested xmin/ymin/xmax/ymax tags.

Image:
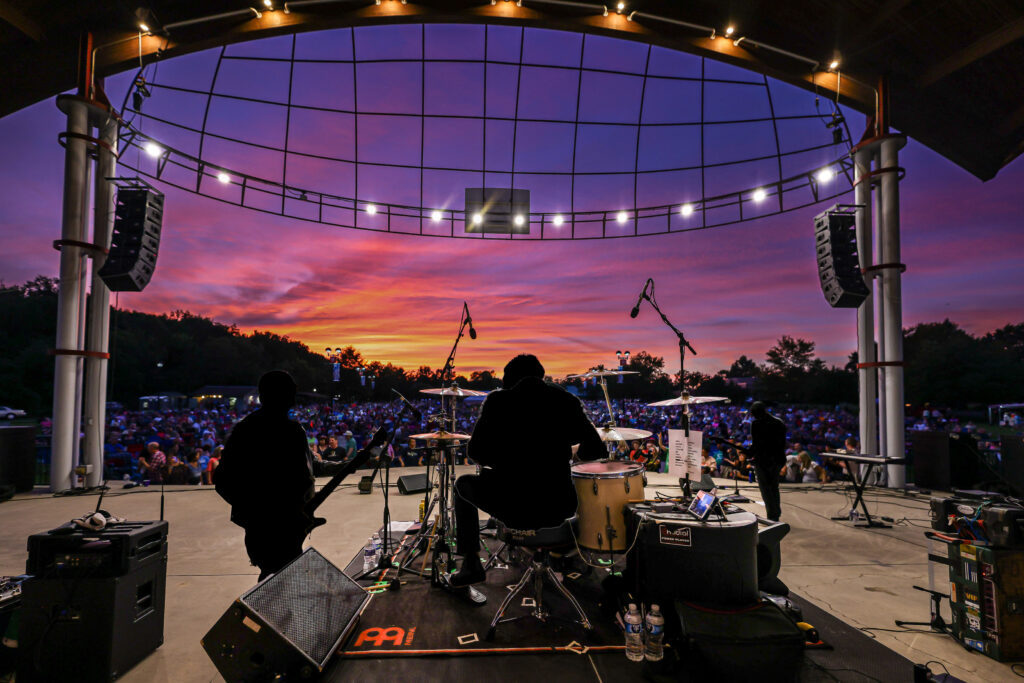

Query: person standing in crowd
<box><xmin>343</xmin><ymin>430</ymin><xmax>357</xmax><ymax>461</ymax></box>
<box><xmin>139</xmin><ymin>442</ymin><xmax>165</xmax><ymax>483</ymax></box>
<box><xmin>215</xmin><ymin>371</ymin><xmax>314</xmax><ymax>581</ymax></box>
<box><xmin>748</xmin><ymin>401</ymin><xmax>787</xmax><ymax>521</ymax></box>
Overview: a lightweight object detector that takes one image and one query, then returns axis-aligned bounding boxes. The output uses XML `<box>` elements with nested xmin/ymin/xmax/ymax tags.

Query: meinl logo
<box><xmin>658</xmin><ymin>524</ymin><xmax>692</xmax><ymax>547</ymax></box>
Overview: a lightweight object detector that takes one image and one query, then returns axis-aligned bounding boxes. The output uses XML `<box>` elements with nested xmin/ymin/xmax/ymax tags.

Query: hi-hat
<box><xmin>410</xmin><ymin>431</ymin><xmax>471</xmax><ymax>441</ymax></box>
<box><xmin>647</xmin><ymin>395</ymin><xmax>728</xmax><ymax>407</ymax></box>
<box><xmin>419</xmin><ymin>387</ymin><xmax>489</xmax><ymax>397</ymax></box>
<box><xmin>596</xmin><ymin>426</ymin><xmax>653</xmax><ymax>442</ymax></box>
<box><xmin>567</xmin><ymin>369</ymin><xmax>639</xmax><ymax>379</ymax></box>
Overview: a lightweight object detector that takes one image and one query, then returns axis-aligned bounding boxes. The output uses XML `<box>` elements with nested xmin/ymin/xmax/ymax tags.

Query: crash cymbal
<box><xmin>567</xmin><ymin>369</ymin><xmax>640</xmax><ymax>379</ymax></box>
<box><xmin>596</xmin><ymin>426</ymin><xmax>653</xmax><ymax>442</ymax></box>
<box><xmin>419</xmin><ymin>387</ymin><xmax>489</xmax><ymax>397</ymax></box>
<box><xmin>410</xmin><ymin>431</ymin><xmax>472</xmax><ymax>441</ymax></box>
<box><xmin>647</xmin><ymin>395</ymin><xmax>728</xmax><ymax>407</ymax></box>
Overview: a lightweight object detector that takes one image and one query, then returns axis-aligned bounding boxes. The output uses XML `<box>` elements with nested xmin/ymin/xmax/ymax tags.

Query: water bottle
<box><xmin>624</xmin><ymin>603</ymin><xmax>644</xmax><ymax>662</ymax></box>
<box><xmin>748</xmin><ymin>468</ymin><xmax>755</xmax><ymax>483</ymax></box>
<box><xmin>372</xmin><ymin>533</ymin><xmax>383</xmax><ymax>564</ymax></box>
<box><xmin>362</xmin><ymin>539</ymin><xmax>375</xmax><ymax>572</ymax></box>
<box><xmin>645</xmin><ymin>604</ymin><xmax>665</xmax><ymax>661</ymax></box>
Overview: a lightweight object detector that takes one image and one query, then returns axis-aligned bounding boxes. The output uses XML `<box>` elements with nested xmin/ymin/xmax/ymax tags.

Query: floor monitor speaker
<box><xmin>397</xmin><ymin>473</ymin><xmax>428</xmax><ymax>495</ymax></box>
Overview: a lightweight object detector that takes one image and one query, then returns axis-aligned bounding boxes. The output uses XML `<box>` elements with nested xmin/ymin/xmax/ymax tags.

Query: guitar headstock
<box><xmin>369</xmin><ymin>426</ymin><xmax>389</xmax><ymax>449</ymax></box>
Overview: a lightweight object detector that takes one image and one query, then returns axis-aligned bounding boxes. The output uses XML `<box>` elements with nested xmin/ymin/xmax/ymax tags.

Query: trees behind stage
<box><xmin>1</xmin><ymin>277</ymin><xmax>1020</xmax><ymax>413</ymax></box>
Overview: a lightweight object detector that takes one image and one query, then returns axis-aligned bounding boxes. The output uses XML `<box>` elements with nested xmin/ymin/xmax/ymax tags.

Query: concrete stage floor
<box><xmin>0</xmin><ymin>469</ymin><xmax>1016</xmax><ymax>682</ymax></box>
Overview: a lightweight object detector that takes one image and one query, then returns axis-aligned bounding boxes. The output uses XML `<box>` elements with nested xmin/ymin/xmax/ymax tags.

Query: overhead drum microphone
<box><xmin>391</xmin><ymin>389</ymin><xmax>422</xmax><ymax>421</ymax></box>
<box><xmin>630</xmin><ymin>279</ymin><xmax>651</xmax><ymax>318</ymax></box>
<box><xmin>464</xmin><ymin>302</ymin><xmax>478</xmax><ymax>339</ymax></box>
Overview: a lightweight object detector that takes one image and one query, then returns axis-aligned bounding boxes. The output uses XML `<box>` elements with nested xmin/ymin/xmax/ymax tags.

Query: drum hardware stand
<box><xmin>352</xmin><ymin>401</ymin><xmax>413</xmax><ymax>587</ymax></box>
<box><xmin>894</xmin><ymin>585</ymin><xmax>952</xmax><ymax>634</ymax></box>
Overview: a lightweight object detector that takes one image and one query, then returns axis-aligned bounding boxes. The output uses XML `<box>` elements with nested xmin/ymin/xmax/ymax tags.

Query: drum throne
<box><xmin>485</xmin><ymin>516</ymin><xmax>592</xmax><ymax>640</ymax></box>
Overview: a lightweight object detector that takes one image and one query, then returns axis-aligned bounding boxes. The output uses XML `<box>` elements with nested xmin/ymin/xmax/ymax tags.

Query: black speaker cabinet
<box><xmin>97</xmin><ymin>187</ymin><xmax>163</xmax><ymax>292</ymax></box>
<box><xmin>911</xmin><ymin>431</ymin><xmax>979</xmax><ymax>491</ymax></box>
<box><xmin>814</xmin><ymin>207</ymin><xmax>869</xmax><ymax>308</ymax></box>
<box><xmin>397</xmin><ymin>473</ymin><xmax>428</xmax><ymax>495</ymax></box>
<box><xmin>0</xmin><ymin>425</ymin><xmax>36</xmax><ymax>492</ymax></box>
<box><xmin>1002</xmin><ymin>436</ymin><xmax>1024</xmax><ymax>497</ymax></box>
<box><xmin>17</xmin><ymin>554</ymin><xmax>166</xmax><ymax>681</ymax></box>
<box><xmin>202</xmin><ymin>548</ymin><xmax>368</xmax><ymax>682</ymax></box>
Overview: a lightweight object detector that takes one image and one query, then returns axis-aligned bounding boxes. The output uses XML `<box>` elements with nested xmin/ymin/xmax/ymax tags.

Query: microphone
<box><xmin>391</xmin><ymin>389</ymin><xmax>422</xmax><ymax>421</ymax></box>
<box><xmin>630</xmin><ymin>280</ymin><xmax>650</xmax><ymax>318</ymax></box>
<box><xmin>464</xmin><ymin>302</ymin><xmax>478</xmax><ymax>339</ymax></box>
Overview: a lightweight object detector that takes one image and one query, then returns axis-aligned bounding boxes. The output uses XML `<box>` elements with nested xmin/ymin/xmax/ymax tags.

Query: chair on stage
<box><xmin>486</xmin><ymin>516</ymin><xmax>592</xmax><ymax>641</ymax></box>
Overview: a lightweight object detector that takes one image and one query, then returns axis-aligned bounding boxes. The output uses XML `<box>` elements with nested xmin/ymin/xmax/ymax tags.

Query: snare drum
<box><xmin>572</xmin><ymin>460</ymin><xmax>646</xmax><ymax>552</ymax></box>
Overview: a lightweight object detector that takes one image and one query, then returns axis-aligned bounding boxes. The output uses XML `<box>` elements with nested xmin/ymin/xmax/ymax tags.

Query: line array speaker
<box><xmin>97</xmin><ymin>187</ymin><xmax>164</xmax><ymax>292</ymax></box>
<box><xmin>814</xmin><ymin>207</ymin><xmax>869</xmax><ymax>308</ymax></box>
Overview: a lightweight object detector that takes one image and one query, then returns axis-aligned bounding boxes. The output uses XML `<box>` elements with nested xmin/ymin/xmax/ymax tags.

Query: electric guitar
<box><xmin>302</xmin><ymin>426</ymin><xmax>389</xmax><ymax>535</ymax></box>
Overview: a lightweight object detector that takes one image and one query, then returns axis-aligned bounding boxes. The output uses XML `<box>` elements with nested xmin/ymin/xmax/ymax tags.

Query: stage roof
<box><xmin>1</xmin><ymin>0</ymin><xmax>1021</xmax><ymax>180</ymax></box>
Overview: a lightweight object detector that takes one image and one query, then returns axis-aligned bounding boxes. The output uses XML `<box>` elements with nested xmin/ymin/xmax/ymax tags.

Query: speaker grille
<box><xmin>241</xmin><ymin>549</ymin><xmax>366</xmax><ymax>666</ymax></box>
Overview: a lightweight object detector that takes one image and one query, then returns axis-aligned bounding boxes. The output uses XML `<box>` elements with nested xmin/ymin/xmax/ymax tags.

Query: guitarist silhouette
<box><xmin>215</xmin><ymin>370</ymin><xmax>316</xmax><ymax>581</ymax></box>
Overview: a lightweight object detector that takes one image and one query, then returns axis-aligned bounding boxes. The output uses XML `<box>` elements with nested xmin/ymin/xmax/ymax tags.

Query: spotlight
<box><xmin>365</xmin><ymin>204</ymin><xmax>377</xmax><ymax>215</ymax></box>
<box><xmin>680</xmin><ymin>203</ymin><xmax>694</xmax><ymax>217</ymax></box>
<box><xmin>552</xmin><ymin>214</ymin><xmax>564</xmax><ymax>226</ymax></box>
<box><xmin>263</xmin><ymin>0</ymin><xmax>272</xmax><ymax>7</ymax></box>
<box><xmin>616</xmin><ymin>211</ymin><xmax>628</xmax><ymax>224</ymax></box>
<box><xmin>829</xmin><ymin>59</ymin><xmax>840</xmax><ymax>71</ymax></box>
<box><xmin>514</xmin><ymin>214</ymin><xmax>525</xmax><ymax>227</ymax></box>
<box><xmin>816</xmin><ymin>168</ymin><xmax>834</xmax><ymax>183</ymax></box>
<box><xmin>144</xmin><ymin>142</ymin><xmax>163</xmax><ymax>158</ymax></box>
<box><xmin>725</xmin><ymin>26</ymin><xmax>735</xmax><ymax>37</ymax></box>
<box><xmin>617</xmin><ymin>1</ymin><xmax>625</xmax><ymax>10</ymax></box>
<box><xmin>217</xmin><ymin>171</ymin><xmax>230</xmax><ymax>184</ymax></box>
<box><xmin>752</xmin><ymin>188</ymin><xmax>767</xmax><ymax>202</ymax></box>
<box><xmin>472</xmin><ymin>213</ymin><xmax>483</xmax><ymax>225</ymax></box>
<box><xmin>431</xmin><ymin>210</ymin><xmax>442</xmax><ymax>222</ymax></box>
<box><xmin>138</xmin><ymin>23</ymin><xmax>150</xmax><ymax>33</ymax></box>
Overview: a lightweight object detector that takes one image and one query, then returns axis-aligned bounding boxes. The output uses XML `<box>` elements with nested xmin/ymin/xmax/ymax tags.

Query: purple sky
<box><xmin>1</xmin><ymin>24</ymin><xmax>1021</xmax><ymax>378</ymax></box>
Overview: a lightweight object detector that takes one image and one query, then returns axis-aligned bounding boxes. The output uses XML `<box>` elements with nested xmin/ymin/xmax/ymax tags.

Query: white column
<box><xmin>873</xmin><ymin>173</ymin><xmax>887</xmax><ymax>461</ymax></box>
<box><xmin>853</xmin><ymin>147</ymin><xmax>877</xmax><ymax>457</ymax></box>
<box><xmin>83</xmin><ymin>119</ymin><xmax>118</xmax><ymax>488</ymax></box>
<box><xmin>879</xmin><ymin>135</ymin><xmax>908</xmax><ymax>487</ymax></box>
<box><xmin>51</xmin><ymin>96</ymin><xmax>91</xmax><ymax>492</ymax></box>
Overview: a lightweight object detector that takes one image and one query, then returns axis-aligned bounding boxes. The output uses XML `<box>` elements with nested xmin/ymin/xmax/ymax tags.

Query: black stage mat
<box><xmin>319</xmin><ymin>536</ymin><xmax>918</xmax><ymax>682</ymax></box>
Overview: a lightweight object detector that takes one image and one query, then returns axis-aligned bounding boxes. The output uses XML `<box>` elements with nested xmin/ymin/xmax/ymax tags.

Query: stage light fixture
<box><xmin>616</xmin><ymin>211</ymin><xmax>628</xmax><ymax>224</ymax></box>
<box><xmin>263</xmin><ymin>0</ymin><xmax>272</xmax><ymax>7</ymax></box>
<box><xmin>816</xmin><ymin>168</ymin><xmax>834</xmax><ymax>183</ymax></box>
<box><xmin>514</xmin><ymin>214</ymin><xmax>525</xmax><ymax>226</ymax></box>
<box><xmin>144</xmin><ymin>142</ymin><xmax>163</xmax><ymax>158</ymax></box>
<box><xmin>431</xmin><ymin>210</ymin><xmax>442</xmax><ymax>222</ymax></box>
<box><xmin>138</xmin><ymin>23</ymin><xmax>150</xmax><ymax>33</ymax></box>
<box><xmin>217</xmin><ymin>171</ymin><xmax>230</xmax><ymax>184</ymax></box>
<box><xmin>680</xmin><ymin>203</ymin><xmax>694</xmax><ymax>217</ymax></box>
<box><xmin>617</xmin><ymin>2</ymin><xmax>625</xmax><ymax>11</ymax></box>
<box><xmin>472</xmin><ymin>213</ymin><xmax>484</xmax><ymax>225</ymax></box>
<box><xmin>552</xmin><ymin>214</ymin><xmax>564</xmax><ymax>226</ymax></box>
<box><xmin>366</xmin><ymin>204</ymin><xmax>377</xmax><ymax>215</ymax></box>
<box><xmin>829</xmin><ymin>60</ymin><xmax>840</xmax><ymax>71</ymax></box>
<box><xmin>725</xmin><ymin>26</ymin><xmax>735</xmax><ymax>37</ymax></box>
<box><xmin>752</xmin><ymin>188</ymin><xmax>767</xmax><ymax>202</ymax></box>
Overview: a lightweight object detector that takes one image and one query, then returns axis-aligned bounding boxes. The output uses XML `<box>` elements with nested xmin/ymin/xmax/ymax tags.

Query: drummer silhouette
<box><xmin>451</xmin><ymin>354</ymin><xmax>605</xmax><ymax>587</ymax></box>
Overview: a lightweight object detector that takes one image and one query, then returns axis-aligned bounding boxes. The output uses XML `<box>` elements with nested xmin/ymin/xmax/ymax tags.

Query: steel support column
<box><xmin>82</xmin><ymin>117</ymin><xmax>118</xmax><ymax>488</ymax></box>
<box><xmin>879</xmin><ymin>135</ymin><xmax>907</xmax><ymax>487</ymax></box>
<box><xmin>853</xmin><ymin>148</ymin><xmax>878</xmax><ymax>458</ymax></box>
<box><xmin>51</xmin><ymin>95</ymin><xmax>91</xmax><ymax>492</ymax></box>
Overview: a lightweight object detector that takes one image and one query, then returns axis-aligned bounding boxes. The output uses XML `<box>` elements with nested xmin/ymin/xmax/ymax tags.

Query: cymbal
<box><xmin>410</xmin><ymin>431</ymin><xmax>471</xmax><ymax>441</ymax></box>
<box><xmin>647</xmin><ymin>395</ymin><xmax>728</xmax><ymax>407</ymax></box>
<box><xmin>567</xmin><ymin>369</ymin><xmax>639</xmax><ymax>379</ymax></box>
<box><xmin>596</xmin><ymin>426</ymin><xmax>653</xmax><ymax>442</ymax></box>
<box><xmin>419</xmin><ymin>387</ymin><xmax>489</xmax><ymax>397</ymax></box>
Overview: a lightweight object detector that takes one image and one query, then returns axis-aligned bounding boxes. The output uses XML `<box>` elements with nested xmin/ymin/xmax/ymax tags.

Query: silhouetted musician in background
<box><xmin>748</xmin><ymin>401</ymin><xmax>787</xmax><ymax>522</ymax></box>
<box><xmin>215</xmin><ymin>370</ymin><xmax>314</xmax><ymax>580</ymax></box>
<box><xmin>451</xmin><ymin>354</ymin><xmax>606</xmax><ymax>586</ymax></box>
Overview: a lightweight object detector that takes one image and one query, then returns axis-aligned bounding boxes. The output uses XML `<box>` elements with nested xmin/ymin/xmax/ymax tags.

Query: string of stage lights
<box><xmin>116</xmin><ymin>123</ymin><xmax>854</xmax><ymax>241</ymax></box>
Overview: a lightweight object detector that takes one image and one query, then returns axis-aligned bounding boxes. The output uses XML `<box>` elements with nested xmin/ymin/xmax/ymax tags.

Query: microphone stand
<box><xmin>439</xmin><ymin>302</ymin><xmax>474</xmax><ymax>432</ymax></box>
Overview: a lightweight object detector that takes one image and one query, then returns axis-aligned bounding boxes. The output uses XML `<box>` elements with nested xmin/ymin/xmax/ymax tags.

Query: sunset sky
<box><xmin>1</xmin><ymin>24</ymin><xmax>1021</xmax><ymax>379</ymax></box>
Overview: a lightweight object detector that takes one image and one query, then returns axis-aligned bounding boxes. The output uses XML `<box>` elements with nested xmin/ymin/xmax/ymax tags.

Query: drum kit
<box><xmin>395</xmin><ymin>370</ymin><xmax>731</xmax><ymax>593</ymax></box>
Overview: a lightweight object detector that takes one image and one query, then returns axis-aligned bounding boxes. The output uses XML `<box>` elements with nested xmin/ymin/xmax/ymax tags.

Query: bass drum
<box><xmin>572</xmin><ymin>460</ymin><xmax>645</xmax><ymax>552</ymax></box>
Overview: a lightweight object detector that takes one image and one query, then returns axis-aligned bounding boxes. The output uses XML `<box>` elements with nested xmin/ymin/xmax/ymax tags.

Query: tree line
<box><xmin>1</xmin><ymin>276</ymin><xmax>1021</xmax><ymax>413</ymax></box>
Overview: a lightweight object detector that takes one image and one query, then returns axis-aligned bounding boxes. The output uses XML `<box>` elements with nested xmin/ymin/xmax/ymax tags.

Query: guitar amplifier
<box><xmin>27</xmin><ymin>520</ymin><xmax>168</xmax><ymax>578</ymax></box>
<box><xmin>625</xmin><ymin>503</ymin><xmax>759</xmax><ymax>606</ymax></box>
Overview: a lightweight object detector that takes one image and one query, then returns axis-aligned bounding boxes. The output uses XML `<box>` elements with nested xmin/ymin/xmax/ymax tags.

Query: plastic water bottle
<box><xmin>362</xmin><ymin>539</ymin><xmax>375</xmax><ymax>572</ymax></box>
<box><xmin>372</xmin><ymin>533</ymin><xmax>383</xmax><ymax>564</ymax></box>
<box><xmin>645</xmin><ymin>604</ymin><xmax>665</xmax><ymax>661</ymax></box>
<box><xmin>624</xmin><ymin>603</ymin><xmax>644</xmax><ymax>662</ymax></box>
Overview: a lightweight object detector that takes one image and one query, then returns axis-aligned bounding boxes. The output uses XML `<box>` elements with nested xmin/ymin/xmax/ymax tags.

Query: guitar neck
<box><xmin>304</xmin><ymin>428</ymin><xmax>388</xmax><ymax>517</ymax></box>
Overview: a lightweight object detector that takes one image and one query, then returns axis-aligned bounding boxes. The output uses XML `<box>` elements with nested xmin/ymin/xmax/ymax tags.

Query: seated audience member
<box><xmin>721</xmin><ymin>448</ymin><xmax>740</xmax><ymax>478</ymax></box>
<box><xmin>187</xmin><ymin>450</ymin><xmax>203</xmax><ymax>484</ymax></box>
<box><xmin>735</xmin><ymin>452</ymin><xmax>752</xmax><ymax>480</ymax></box>
<box><xmin>701</xmin><ymin>446</ymin><xmax>718</xmax><ymax>475</ymax></box>
<box><xmin>799</xmin><ymin>451</ymin><xmax>828</xmax><ymax>484</ymax></box>
<box><xmin>781</xmin><ymin>452</ymin><xmax>802</xmax><ymax>483</ymax></box>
